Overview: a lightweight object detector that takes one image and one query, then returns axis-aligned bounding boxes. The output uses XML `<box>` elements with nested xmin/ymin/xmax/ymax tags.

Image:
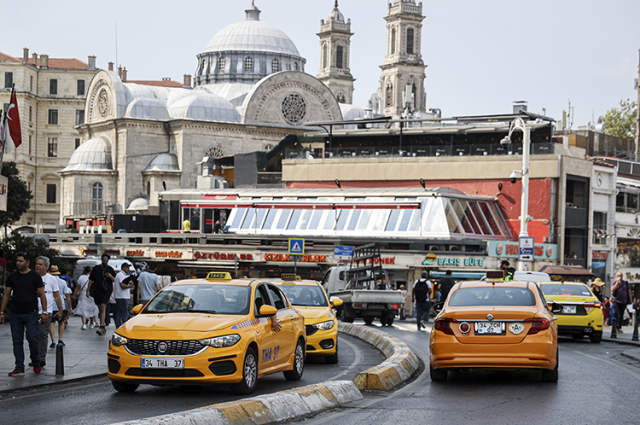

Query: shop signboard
<box><xmin>487</xmin><ymin>241</ymin><xmax>557</xmax><ymax>260</ymax></box>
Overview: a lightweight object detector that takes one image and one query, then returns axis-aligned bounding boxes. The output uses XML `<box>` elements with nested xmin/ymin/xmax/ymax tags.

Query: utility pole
<box><xmin>636</xmin><ymin>49</ymin><xmax>640</xmax><ymax>161</ymax></box>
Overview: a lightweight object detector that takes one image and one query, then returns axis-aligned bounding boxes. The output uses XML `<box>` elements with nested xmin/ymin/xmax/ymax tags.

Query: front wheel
<box><xmin>284</xmin><ymin>339</ymin><xmax>305</xmax><ymax>381</ymax></box>
<box><xmin>325</xmin><ymin>340</ymin><xmax>338</xmax><ymax>364</ymax></box>
<box><xmin>430</xmin><ymin>364</ymin><xmax>447</xmax><ymax>382</ymax></box>
<box><xmin>111</xmin><ymin>380</ymin><xmax>139</xmax><ymax>393</ymax></box>
<box><xmin>363</xmin><ymin>317</ymin><xmax>374</xmax><ymax>326</ymax></box>
<box><xmin>232</xmin><ymin>347</ymin><xmax>258</xmax><ymax>394</ymax></box>
<box><xmin>590</xmin><ymin>331</ymin><xmax>602</xmax><ymax>343</ymax></box>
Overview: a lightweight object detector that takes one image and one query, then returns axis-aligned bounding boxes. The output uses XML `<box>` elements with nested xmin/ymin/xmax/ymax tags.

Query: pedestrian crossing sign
<box><xmin>288</xmin><ymin>238</ymin><xmax>305</xmax><ymax>255</ymax></box>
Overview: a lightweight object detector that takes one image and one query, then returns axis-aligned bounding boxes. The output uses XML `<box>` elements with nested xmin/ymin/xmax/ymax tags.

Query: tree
<box><xmin>602</xmin><ymin>98</ymin><xmax>637</xmax><ymax>140</ymax></box>
<box><xmin>0</xmin><ymin>162</ymin><xmax>32</xmax><ymax>228</ymax></box>
<box><xmin>0</xmin><ymin>231</ymin><xmax>60</xmax><ymax>272</ymax></box>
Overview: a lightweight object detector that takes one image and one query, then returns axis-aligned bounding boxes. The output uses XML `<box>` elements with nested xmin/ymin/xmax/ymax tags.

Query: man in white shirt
<box><xmin>137</xmin><ymin>263</ymin><xmax>161</xmax><ymax>306</ymax></box>
<box><xmin>113</xmin><ymin>263</ymin><xmax>135</xmax><ymax>328</ymax></box>
<box><xmin>34</xmin><ymin>256</ymin><xmax>63</xmax><ymax>367</ymax></box>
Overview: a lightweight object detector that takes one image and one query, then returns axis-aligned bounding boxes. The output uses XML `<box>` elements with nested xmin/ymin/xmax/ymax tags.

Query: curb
<box><xmin>112</xmin><ymin>380</ymin><xmax>362</xmax><ymax>425</ymax></box>
<box><xmin>339</xmin><ymin>323</ymin><xmax>419</xmax><ymax>391</ymax></box>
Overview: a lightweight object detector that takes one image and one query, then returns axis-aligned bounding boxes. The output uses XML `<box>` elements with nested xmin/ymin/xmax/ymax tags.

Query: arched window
<box><xmin>407</xmin><ymin>28</ymin><xmax>415</xmax><ymax>54</ymax></box>
<box><xmin>147</xmin><ymin>181</ymin><xmax>151</xmax><ymax>196</ymax></box>
<box><xmin>336</xmin><ymin>45</ymin><xmax>344</xmax><ymax>69</ymax></box>
<box><xmin>386</xmin><ymin>84</ymin><xmax>393</xmax><ymax>106</ymax></box>
<box><xmin>218</xmin><ymin>57</ymin><xmax>225</xmax><ymax>72</ymax></box>
<box><xmin>92</xmin><ymin>182</ymin><xmax>103</xmax><ymax>213</ymax></box>
<box><xmin>391</xmin><ymin>28</ymin><xmax>396</xmax><ymax>55</ymax></box>
<box><xmin>272</xmin><ymin>58</ymin><xmax>280</xmax><ymax>72</ymax></box>
<box><xmin>244</xmin><ymin>57</ymin><xmax>253</xmax><ymax>71</ymax></box>
<box><xmin>337</xmin><ymin>92</ymin><xmax>345</xmax><ymax>103</ymax></box>
<box><xmin>294</xmin><ymin>61</ymin><xmax>298</xmax><ymax>71</ymax></box>
<box><xmin>322</xmin><ymin>44</ymin><xmax>328</xmax><ymax>68</ymax></box>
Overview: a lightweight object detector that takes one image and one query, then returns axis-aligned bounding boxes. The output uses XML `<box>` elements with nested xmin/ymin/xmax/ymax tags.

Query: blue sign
<box><xmin>519</xmin><ymin>237</ymin><xmax>535</xmax><ymax>262</ymax></box>
<box><xmin>288</xmin><ymin>238</ymin><xmax>305</xmax><ymax>255</ymax></box>
<box><xmin>334</xmin><ymin>245</ymin><xmax>354</xmax><ymax>260</ymax></box>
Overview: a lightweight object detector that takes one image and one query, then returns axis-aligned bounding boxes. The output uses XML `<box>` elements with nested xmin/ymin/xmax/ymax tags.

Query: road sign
<box><xmin>518</xmin><ymin>236</ymin><xmax>534</xmax><ymax>262</ymax></box>
<box><xmin>288</xmin><ymin>238</ymin><xmax>305</xmax><ymax>255</ymax></box>
<box><xmin>334</xmin><ymin>245</ymin><xmax>354</xmax><ymax>260</ymax></box>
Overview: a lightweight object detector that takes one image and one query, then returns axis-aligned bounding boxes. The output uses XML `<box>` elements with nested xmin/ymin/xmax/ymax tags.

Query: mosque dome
<box><xmin>61</xmin><ymin>136</ymin><xmax>113</xmax><ymax>172</ymax></box>
<box><xmin>127</xmin><ymin>198</ymin><xmax>149</xmax><ymax>211</ymax></box>
<box><xmin>327</xmin><ymin>1</ymin><xmax>345</xmax><ymax>23</ymax></box>
<box><xmin>143</xmin><ymin>153</ymin><xmax>180</xmax><ymax>173</ymax></box>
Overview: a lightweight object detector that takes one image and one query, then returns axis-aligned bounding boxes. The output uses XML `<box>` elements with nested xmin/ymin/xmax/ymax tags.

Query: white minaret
<box><xmin>317</xmin><ymin>1</ymin><xmax>355</xmax><ymax>104</ymax></box>
<box><xmin>379</xmin><ymin>1</ymin><xmax>427</xmax><ymax>118</ymax></box>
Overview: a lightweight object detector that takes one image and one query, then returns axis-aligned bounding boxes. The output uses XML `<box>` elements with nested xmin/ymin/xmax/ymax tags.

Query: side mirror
<box><xmin>433</xmin><ymin>302</ymin><xmax>444</xmax><ymax>313</ymax></box>
<box><xmin>258</xmin><ymin>305</ymin><xmax>277</xmax><ymax>317</ymax></box>
<box><xmin>550</xmin><ymin>302</ymin><xmax>564</xmax><ymax>314</ymax></box>
<box><xmin>331</xmin><ymin>297</ymin><xmax>343</xmax><ymax>307</ymax></box>
<box><xmin>132</xmin><ymin>304</ymin><xmax>144</xmax><ymax>315</ymax></box>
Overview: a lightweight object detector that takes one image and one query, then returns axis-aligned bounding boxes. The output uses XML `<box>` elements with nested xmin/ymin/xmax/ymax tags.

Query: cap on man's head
<box><xmin>421</xmin><ymin>270</ymin><xmax>428</xmax><ymax>278</ymax></box>
<box><xmin>122</xmin><ymin>262</ymin><xmax>131</xmax><ymax>268</ymax></box>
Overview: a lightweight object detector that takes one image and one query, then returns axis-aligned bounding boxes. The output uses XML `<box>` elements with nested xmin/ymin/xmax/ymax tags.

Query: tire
<box><xmin>430</xmin><ymin>364</ymin><xmax>447</xmax><ymax>382</ymax></box>
<box><xmin>541</xmin><ymin>349</ymin><xmax>559</xmax><ymax>382</ymax></box>
<box><xmin>363</xmin><ymin>317</ymin><xmax>374</xmax><ymax>326</ymax></box>
<box><xmin>380</xmin><ymin>316</ymin><xmax>388</xmax><ymax>326</ymax></box>
<box><xmin>284</xmin><ymin>339</ymin><xmax>305</xmax><ymax>381</ymax></box>
<box><xmin>590</xmin><ymin>331</ymin><xmax>602</xmax><ymax>343</ymax></box>
<box><xmin>325</xmin><ymin>340</ymin><xmax>338</xmax><ymax>364</ymax></box>
<box><xmin>341</xmin><ymin>306</ymin><xmax>355</xmax><ymax>323</ymax></box>
<box><xmin>232</xmin><ymin>347</ymin><xmax>258</xmax><ymax>395</ymax></box>
<box><xmin>386</xmin><ymin>316</ymin><xmax>394</xmax><ymax>326</ymax></box>
<box><xmin>111</xmin><ymin>380</ymin><xmax>139</xmax><ymax>393</ymax></box>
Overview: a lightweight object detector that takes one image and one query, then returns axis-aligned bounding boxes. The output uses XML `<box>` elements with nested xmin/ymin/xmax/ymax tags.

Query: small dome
<box><xmin>340</xmin><ymin>104</ymin><xmax>365</xmax><ymax>121</ymax></box>
<box><xmin>327</xmin><ymin>1</ymin><xmax>345</xmax><ymax>23</ymax></box>
<box><xmin>144</xmin><ymin>153</ymin><xmax>180</xmax><ymax>172</ymax></box>
<box><xmin>62</xmin><ymin>136</ymin><xmax>113</xmax><ymax>172</ymax></box>
<box><xmin>125</xmin><ymin>98</ymin><xmax>169</xmax><ymax>120</ymax></box>
<box><xmin>127</xmin><ymin>198</ymin><xmax>149</xmax><ymax>211</ymax></box>
<box><xmin>167</xmin><ymin>94</ymin><xmax>241</xmax><ymax>122</ymax></box>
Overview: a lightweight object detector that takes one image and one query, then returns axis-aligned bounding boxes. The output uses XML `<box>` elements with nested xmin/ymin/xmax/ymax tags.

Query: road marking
<box><xmin>565</xmin><ymin>346</ymin><xmax>640</xmax><ymax>381</ymax></box>
<box><xmin>323</xmin><ymin>336</ymin><xmax>364</xmax><ymax>381</ymax></box>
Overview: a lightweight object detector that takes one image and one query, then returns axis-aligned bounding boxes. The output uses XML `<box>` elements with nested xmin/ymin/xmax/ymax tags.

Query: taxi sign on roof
<box><xmin>281</xmin><ymin>274</ymin><xmax>301</xmax><ymax>282</ymax></box>
<box><xmin>550</xmin><ymin>275</ymin><xmax>564</xmax><ymax>282</ymax></box>
<box><xmin>486</xmin><ymin>270</ymin><xmax>505</xmax><ymax>280</ymax></box>
<box><xmin>206</xmin><ymin>272</ymin><xmax>232</xmax><ymax>281</ymax></box>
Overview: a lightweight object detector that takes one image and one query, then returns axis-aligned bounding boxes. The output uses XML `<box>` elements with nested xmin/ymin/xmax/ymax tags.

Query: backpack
<box><xmin>414</xmin><ymin>279</ymin><xmax>429</xmax><ymax>303</ymax></box>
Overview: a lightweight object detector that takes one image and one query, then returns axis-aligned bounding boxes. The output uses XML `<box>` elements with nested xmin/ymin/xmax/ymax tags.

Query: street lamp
<box><xmin>500</xmin><ymin>117</ymin><xmax>532</xmax><ymax>271</ymax></box>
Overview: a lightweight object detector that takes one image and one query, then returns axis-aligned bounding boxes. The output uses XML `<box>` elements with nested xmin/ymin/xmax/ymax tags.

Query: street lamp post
<box><xmin>501</xmin><ymin>117</ymin><xmax>531</xmax><ymax>271</ymax></box>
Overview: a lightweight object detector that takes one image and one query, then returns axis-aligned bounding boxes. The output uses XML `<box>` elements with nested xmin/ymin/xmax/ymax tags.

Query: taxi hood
<box><xmin>120</xmin><ymin>313</ymin><xmax>247</xmax><ymax>335</ymax></box>
<box><xmin>294</xmin><ymin>306</ymin><xmax>333</xmax><ymax>322</ymax></box>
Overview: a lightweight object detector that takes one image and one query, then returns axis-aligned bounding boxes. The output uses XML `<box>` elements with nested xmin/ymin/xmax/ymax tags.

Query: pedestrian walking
<box><xmin>591</xmin><ymin>278</ymin><xmax>605</xmax><ymax>302</ymax></box>
<box><xmin>138</xmin><ymin>262</ymin><xmax>161</xmax><ymax>306</ymax></box>
<box><xmin>48</xmin><ymin>265</ymin><xmax>73</xmax><ymax>347</ymax></box>
<box><xmin>413</xmin><ymin>270</ymin><xmax>432</xmax><ymax>331</ymax></box>
<box><xmin>438</xmin><ymin>270</ymin><xmax>456</xmax><ymax>303</ymax></box>
<box><xmin>34</xmin><ymin>256</ymin><xmax>63</xmax><ymax>367</ymax></box>
<box><xmin>611</xmin><ymin>272</ymin><xmax>632</xmax><ymax>333</ymax></box>
<box><xmin>86</xmin><ymin>254</ymin><xmax>115</xmax><ymax>336</ymax></box>
<box><xmin>113</xmin><ymin>262</ymin><xmax>135</xmax><ymax>328</ymax></box>
<box><xmin>73</xmin><ymin>265</ymin><xmax>98</xmax><ymax>330</ymax></box>
<box><xmin>0</xmin><ymin>253</ymin><xmax>47</xmax><ymax>376</ymax></box>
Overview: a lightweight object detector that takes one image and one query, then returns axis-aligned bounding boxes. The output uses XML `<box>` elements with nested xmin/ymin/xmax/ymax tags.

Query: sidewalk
<box><xmin>0</xmin><ymin>315</ymin><xmax>110</xmax><ymax>394</ymax></box>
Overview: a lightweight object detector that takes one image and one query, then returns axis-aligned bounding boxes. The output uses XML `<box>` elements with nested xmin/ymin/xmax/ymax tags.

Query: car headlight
<box><xmin>111</xmin><ymin>333</ymin><xmax>129</xmax><ymax>347</ymax></box>
<box><xmin>312</xmin><ymin>320</ymin><xmax>334</xmax><ymax>331</ymax></box>
<box><xmin>199</xmin><ymin>334</ymin><xmax>241</xmax><ymax>348</ymax></box>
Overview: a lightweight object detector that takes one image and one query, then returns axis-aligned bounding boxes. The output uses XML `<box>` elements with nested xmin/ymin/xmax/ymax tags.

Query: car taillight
<box><xmin>525</xmin><ymin>317</ymin><xmax>550</xmax><ymax>334</ymax></box>
<box><xmin>434</xmin><ymin>318</ymin><xmax>456</xmax><ymax>335</ymax></box>
<box><xmin>459</xmin><ymin>322</ymin><xmax>470</xmax><ymax>334</ymax></box>
<box><xmin>353</xmin><ymin>303</ymin><xmax>366</xmax><ymax>308</ymax></box>
<box><xmin>389</xmin><ymin>303</ymin><xmax>401</xmax><ymax>309</ymax></box>
<box><xmin>584</xmin><ymin>303</ymin><xmax>601</xmax><ymax>308</ymax></box>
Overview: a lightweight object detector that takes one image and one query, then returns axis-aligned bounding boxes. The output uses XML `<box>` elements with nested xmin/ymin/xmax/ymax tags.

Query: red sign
<box><xmin>592</xmin><ymin>251</ymin><xmax>609</xmax><ymax>260</ymax></box>
<box><xmin>264</xmin><ymin>254</ymin><xmax>327</xmax><ymax>263</ymax></box>
<box><xmin>193</xmin><ymin>252</ymin><xmax>254</xmax><ymax>261</ymax></box>
<box><xmin>155</xmin><ymin>251</ymin><xmax>183</xmax><ymax>259</ymax></box>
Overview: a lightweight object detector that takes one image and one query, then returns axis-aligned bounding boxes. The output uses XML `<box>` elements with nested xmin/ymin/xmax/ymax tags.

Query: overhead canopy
<box><xmin>538</xmin><ymin>265</ymin><xmax>594</xmax><ymax>278</ymax></box>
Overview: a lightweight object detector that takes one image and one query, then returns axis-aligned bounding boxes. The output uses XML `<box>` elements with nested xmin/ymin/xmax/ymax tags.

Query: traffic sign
<box><xmin>518</xmin><ymin>236</ymin><xmax>534</xmax><ymax>262</ymax></box>
<box><xmin>334</xmin><ymin>245</ymin><xmax>354</xmax><ymax>260</ymax></box>
<box><xmin>288</xmin><ymin>238</ymin><xmax>305</xmax><ymax>255</ymax></box>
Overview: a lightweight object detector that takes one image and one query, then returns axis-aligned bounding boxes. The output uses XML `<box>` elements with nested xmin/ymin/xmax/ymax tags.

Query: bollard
<box><xmin>610</xmin><ymin>308</ymin><xmax>617</xmax><ymax>339</ymax></box>
<box><xmin>55</xmin><ymin>344</ymin><xmax>64</xmax><ymax>375</ymax></box>
<box><xmin>633</xmin><ymin>301</ymin><xmax>640</xmax><ymax>342</ymax></box>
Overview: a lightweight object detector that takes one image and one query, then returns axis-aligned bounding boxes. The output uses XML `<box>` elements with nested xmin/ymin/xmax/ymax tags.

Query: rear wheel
<box><xmin>590</xmin><ymin>331</ymin><xmax>602</xmax><ymax>343</ymax></box>
<box><xmin>284</xmin><ymin>339</ymin><xmax>305</xmax><ymax>381</ymax></box>
<box><xmin>541</xmin><ymin>349</ymin><xmax>559</xmax><ymax>382</ymax></box>
<box><xmin>232</xmin><ymin>347</ymin><xmax>258</xmax><ymax>394</ymax></box>
<box><xmin>325</xmin><ymin>340</ymin><xmax>338</xmax><ymax>364</ymax></box>
<box><xmin>111</xmin><ymin>380</ymin><xmax>139</xmax><ymax>393</ymax></box>
<box><xmin>430</xmin><ymin>364</ymin><xmax>447</xmax><ymax>382</ymax></box>
<box><xmin>386</xmin><ymin>316</ymin><xmax>394</xmax><ymax>326</ymax></box>
<box><xmin>363</xmin><ymin>317</ymin><xmax>374</xmax><ymax>326</ymax></box>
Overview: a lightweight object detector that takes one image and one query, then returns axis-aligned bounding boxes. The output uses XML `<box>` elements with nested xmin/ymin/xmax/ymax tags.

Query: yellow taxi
<box><xmin>107</xmin><ymin>272</ymin><xmax>306</xmax><ymax>394</ymax></box>
<box><xmin>537</xmin><ymin>279</ymin><xmax>603</xmax><ymax>343</ymax></box>
<box><xmin>274</xmin><ymin>275</ymin><xmax>343</xmax><ymax>364</ymax></box>
<box><xmin>430</xmin><ymin>273</ymin><xmax>560</xmax><ymax>382</ymax></box>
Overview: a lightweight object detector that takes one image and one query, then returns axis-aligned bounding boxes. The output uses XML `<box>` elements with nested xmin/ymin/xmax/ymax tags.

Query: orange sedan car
<box><xmin>429</xmin><ymin>279</ymin><xmax>561</xmax><ymax>382</ymax></box>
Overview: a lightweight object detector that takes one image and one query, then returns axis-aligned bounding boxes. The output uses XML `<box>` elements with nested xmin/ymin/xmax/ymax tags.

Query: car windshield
<box><xmin>449</xmin><ymin>286</ymin><xmax>536</xmax><ymax>307</ymax></box>
<box><xmin>145</xmin><ymin>284</ymin><xmax>251</xmax><ymax>315</ymax></box>
<box><xmin>279</xmin><ymin>285</ymin><xmax>328</xmax><ymax>307</ymax></box>
<box><xmin>539</xmin><ymin>284</ymin><xmax>592</xmax><ymax>297</ymax></box>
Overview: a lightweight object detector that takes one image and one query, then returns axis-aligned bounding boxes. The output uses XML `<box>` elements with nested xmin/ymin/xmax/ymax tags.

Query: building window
<box><xmin>47</xmin><ymin>137</ymin><xmax>57</xmax><ymax>157</ymax></box>
<box><xmin>77</xmin><ymin>79</ymin><xmax>85</xmax><ymax>95</ymax></box>
<box><xmin>386</xmin><ymin>84</ymin><xmax>393</xmax><ymax>106</ymax></box>
<box><xmin>244</xmin><ymin>57</ymin><xmax>253</xmax><ymax>71</ymax></box>
<box><xmin>29</xmin><ymin>76</ymin><xmax>33</xmax><ymax>92</ymax></box>
<box><xmin>4</xmin><ymin>72</ymin><xmax>13</xmax><ymax>88</ymax></box>
<box><xmin>46</xmin><ymin>184</ymin><xmax>56</xmax><ymax>204</ymax></box>
<box><xmin>294</xmin><ymin>62</ymin><xmax>298</xmax><ymax>71</ymax></box>
<box><xmin>50</xmin><ymin>79</ymin><xmax>57</xmax><ymax>95</ymax></box>
<box><xmin>76</xmin><ymin>110</ymin><xmax>85</xmax><ymax>125</ymax></box>
<box><xmin>28</xmin><ymin>135</ymin><xmax>32</xmax><ymax>155</ymax></box>
<box><xmin>322</xmin><ymin>44</ymin><xmax>327</xmax><ymax>68</ymax></box>
<box><xmin>75</xmin><ymin>138</ymin><xmax>81</xmax><ymax>149</ymax></box>
<box><xmin>218</xmin><ymin>57</ymin><xmax>225</xmax><ymax>72</ymax></box>
<box><xmin>336</xmin><ymin>45</ymin><xmax>344</xmax><ymax>69</ymax></box>
<box><xmin>92</xmin><ymin>182</ymin><xmax>103</xmax><ymax>212</ymax></box>
<box><xmin>593</xmin><ymin>211</ymin><xmax>608</xmax><ymax>245</ymax></box>
<box><xmin>337</xmin><ymin>92</ymin><xmax>346</xmax><ymax>103</ymax></box>
<box><xmin>407</xmin><ymin>28</ymin><xmax>415</xmax><ymax>54</ymax></box>
<box><xmin>29</xmin><ymin>106</ymin><xmax>32</xmax><ymax>121</ymax></box>
<box><xmin>391</xmin><ymin>28</ymin><xmax>396</xmax><ymax>55</ymax></box>
<box><xmin>272</xmin><ymin>58</ymin><xmax>280</xmax><ymax>73</ymax></box>
<box><xmin>48</xmin><ymin>109</ymin><xmax>58</xmax><ymax>125</ymax></box>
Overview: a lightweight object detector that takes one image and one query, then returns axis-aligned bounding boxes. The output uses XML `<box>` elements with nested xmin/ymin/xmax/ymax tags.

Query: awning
<box><xmin>431</xmin><ymin>271</ymin><xmax>486</xmax><ymax>280</ymax></box>
<box><xmin>538</xmin><ymin>265</ymin><xmax>594</xmax><ymax>278</ymax></box>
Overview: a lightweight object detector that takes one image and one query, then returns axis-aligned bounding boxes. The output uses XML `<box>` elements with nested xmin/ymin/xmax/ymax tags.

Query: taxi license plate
<box><xmin>141</xmin><ymin>358</ymin><xmax>184</xmax><ymax>369</ymax></box>
<box><xmin>475</xmin><ymin>321</ymin><xmax>505</xmax><ymax>335</ymax></box>
<box><xmin>562</xmin><ymin>305</ymin><xmax>577</xmax><ymax>314</ymax></box>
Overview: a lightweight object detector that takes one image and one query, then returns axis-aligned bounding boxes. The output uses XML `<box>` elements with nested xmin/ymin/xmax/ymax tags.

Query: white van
<box><xmin>513</xmin><ymin>271</ymin><xmax>551</xmax><ymax>282</ymax></box>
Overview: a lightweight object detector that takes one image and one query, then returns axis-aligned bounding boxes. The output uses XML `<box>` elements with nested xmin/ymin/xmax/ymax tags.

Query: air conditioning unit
<box><xmin>428</xmin><ymin>245</ymin><xmax>440</xmax><ymax>251</ymax></box>
<box><xmin>448</xmin><ymin>245</ymin><xmax>464</xmax><ymax>252</ymax></box>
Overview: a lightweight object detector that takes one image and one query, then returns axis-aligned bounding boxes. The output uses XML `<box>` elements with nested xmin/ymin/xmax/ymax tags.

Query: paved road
<box><xmin>293</xmin><ymin>320</ymin><xmax>640</xmax><ymax>425</ymax></box>
<box><xmin>0</xmin><ymin>333</ymin><xmax>383</xmax><ymax>425</ymax></box>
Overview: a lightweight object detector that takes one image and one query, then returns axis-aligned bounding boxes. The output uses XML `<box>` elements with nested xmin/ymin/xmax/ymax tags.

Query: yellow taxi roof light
<box><xmin>206</xmin><ymin>272</ymin><xmax>232</xmax><ymax>281</ymax></box>
<box><xmin>281</xmin><ymin>274</ymin><xmax>301</xmax><ymax>282</ymax></box>
<box><xmin>485</xmin><ymin>270</ymin><xmax>505</xmax><ymax>280</ymax></box>
<box><xmin>550</xmin><ymin>275</ymin><xmax>564</xmax><ymax>282</ymax></box>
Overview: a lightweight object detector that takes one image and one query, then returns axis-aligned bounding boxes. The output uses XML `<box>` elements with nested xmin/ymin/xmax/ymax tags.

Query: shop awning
<box><xmin>538</xmin><ymin>265</ymin><xmax>594</xmax><ymax>278</ymax></box>
<box><xmin>431</xmin><ymin>271</ymin><xmax>486</xmax><ymax>279</ymax></box>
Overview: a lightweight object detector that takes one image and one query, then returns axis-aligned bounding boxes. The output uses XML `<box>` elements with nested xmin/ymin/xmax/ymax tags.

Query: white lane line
<box><xmin>564</xmin><ymin>346</ymin><xmax>640</xmax><ymax>381</ymax></box>
<box><xmin>324</xmin><ymin>336</ymin><xmax>365</xmax><ymax>382</ymax></box>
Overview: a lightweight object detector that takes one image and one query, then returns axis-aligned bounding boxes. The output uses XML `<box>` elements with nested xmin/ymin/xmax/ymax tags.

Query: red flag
<box><xmin>5</xmin><ymin>87</ymin><xmax>21</xmax><ymax>148</ymax></box>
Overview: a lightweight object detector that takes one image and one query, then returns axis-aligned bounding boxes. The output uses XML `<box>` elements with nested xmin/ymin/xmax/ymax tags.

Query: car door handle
<box><xmin>290</xmin><ymin>315</ymin><xmax>297</xmax><ymax>320</ymax></box>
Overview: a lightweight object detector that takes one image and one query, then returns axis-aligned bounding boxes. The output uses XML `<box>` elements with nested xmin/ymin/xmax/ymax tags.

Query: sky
<box><xmin>3</xmin><ymin>0</ymin><xmax>639</xmax><ymax>127</ymax></box>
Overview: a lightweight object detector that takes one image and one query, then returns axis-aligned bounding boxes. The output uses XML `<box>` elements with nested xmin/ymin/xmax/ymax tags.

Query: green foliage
<box><xmin>0</xmin><ymin>162</ymin><xmax>32</xmax><ymax>228</ymax></box>
<box><xmin>603</xmin><ymin>98</ymin><xmax>637</xmax><ymax>140</ymax></box>
<box><xmin>0</xmin><ymin>231</ymin><xmax>60</xmax><ymax>272</ymax></box>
